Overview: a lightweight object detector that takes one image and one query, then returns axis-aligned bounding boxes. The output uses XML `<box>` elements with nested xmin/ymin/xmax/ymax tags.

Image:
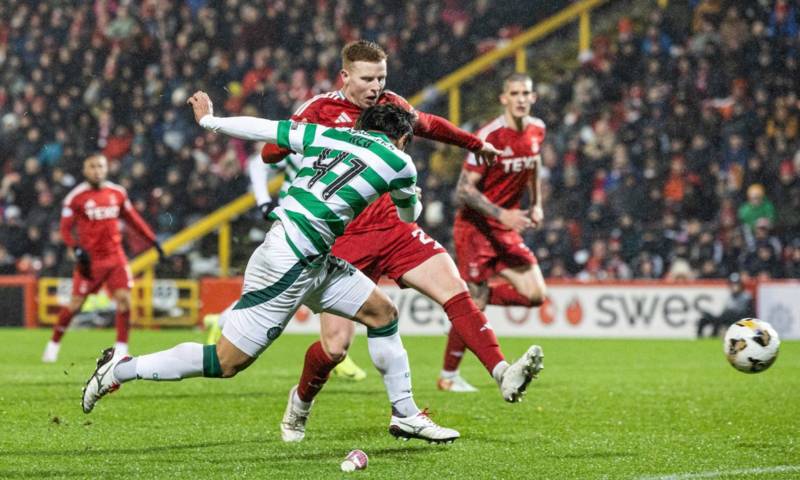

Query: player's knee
<box><xmin>115</xmin><ymin>297</ymin><xmax>130</xmax><ymax>312</ymax></box>
<box><xmin>371</xmin><ymin>301</ymin><xmax>398</xmax><ymax>329</ymax></box>
<box><xmin>69</xmin><ymin>297</ymin><xmax>85</xmax><ymax>312</ymax></box>
<box><xmin>326</xmin><ymin>348</ymin><xmax>348</xmax><ymax>363</ymax></box>
<box><xmin>527</xmin><ymin>286</ymin><xmax>546</xmax><ymax>307</ymax></box>
<box><xmin>322</xmin><ymin>336</ymin><xmax>351</xmax><ymax>363</ymax></box>
<box><xmin>449</xmin><ymin>277</ymin><xmax>469</xmax><ymax>297</ymax></box>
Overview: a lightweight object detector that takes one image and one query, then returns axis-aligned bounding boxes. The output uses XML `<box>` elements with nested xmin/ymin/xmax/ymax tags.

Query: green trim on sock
<box><xmin>203</xmin><ymin>344</ymin><xmax>222</xmax><ymax>378</ymax></box>
<box><xmin>367</xmin><ymin>320</ymin><xmax>399</xmax><ymax>338</ymax></box>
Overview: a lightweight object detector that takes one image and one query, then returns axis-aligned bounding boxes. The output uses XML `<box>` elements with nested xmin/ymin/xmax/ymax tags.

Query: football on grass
<box><xmin>723</xmin><ymin>318</ymin><xmax>780</xmax><ymax>373</ymax></box>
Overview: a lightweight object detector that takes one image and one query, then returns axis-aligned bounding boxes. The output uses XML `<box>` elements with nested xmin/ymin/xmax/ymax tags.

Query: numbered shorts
<box><xmin>331</xmin><ymin>222</ymin><xmax>447</xmax><ymax>286</ymax></box>
<box><xmin>453</xmin><ymin>219</ymin><xmax>537</xmax><ymax>283</ymax></box>
<box><xmin>72</xmin><ymin>262</ymin><xmax>133</xmax><ymax>296</ymax></box>
<box><xmin>221</xmin><ymin>221</ymin><xmax>375</xmax><ymax>358</ymax></box>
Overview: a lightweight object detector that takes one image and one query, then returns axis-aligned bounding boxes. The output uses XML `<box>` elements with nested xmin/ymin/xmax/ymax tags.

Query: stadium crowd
<box><xmin>0</xmin><ymin>0</ymin><xmax>799</xmax><ymax>281</ymax></box>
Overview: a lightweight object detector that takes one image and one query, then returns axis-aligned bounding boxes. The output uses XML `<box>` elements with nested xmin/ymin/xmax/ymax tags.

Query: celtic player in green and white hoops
<box><xmin>81</xmin><ymin>92</ymin><xmax>460</xmax><ymax>443</ymax></box>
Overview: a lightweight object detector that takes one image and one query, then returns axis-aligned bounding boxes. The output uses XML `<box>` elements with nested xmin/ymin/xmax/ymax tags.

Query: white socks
<box><xmin>492</xmin><ymin>361</ymin><xmax>510</xmax><ymax>386</ymax></box>
<box><xmin>367</xmin><ymin>332</ymin><xmax>419</xmax><ymax>418</ymax></box>
<box><xmin>115</xmin><ymin>342</ymin><xmax>205</xmax><ymax>382</ymax></box>
<box><xmin>114</xmin><ymin>342</ymin><xmax>129</xmax><ymax>358</ymax></box>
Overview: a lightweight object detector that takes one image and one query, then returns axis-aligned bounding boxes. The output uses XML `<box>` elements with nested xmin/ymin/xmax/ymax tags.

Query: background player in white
<box><xmin>81</xmin><ymin>94</ymin><xmax>460</xmax><ymax>444</ymax></box>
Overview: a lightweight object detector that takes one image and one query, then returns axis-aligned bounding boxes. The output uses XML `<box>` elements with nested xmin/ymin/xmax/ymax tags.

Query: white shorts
<box><xmin>221</xmin><ymin>221</ymin><xmax>374</xmax><ymax>358</ymax></box>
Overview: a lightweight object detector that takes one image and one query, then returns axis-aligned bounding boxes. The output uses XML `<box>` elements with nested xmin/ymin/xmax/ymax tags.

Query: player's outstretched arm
<box><xmin>456</xmin><ymin>169</ymin><xmax>531</xmax><ymax>232</ymax></box>
<box><xmin>188</xmin><ymin>91</ymin><xmax>290</xmax><ymax>146</ymax></box>
<box><xmin>414</xmin><ymin>111</ymin><xmax>499</xmax><ymax>165</ymax></box>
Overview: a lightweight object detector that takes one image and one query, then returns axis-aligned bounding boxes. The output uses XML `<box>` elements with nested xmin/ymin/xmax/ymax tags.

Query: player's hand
<box><xmin>258</xmin><ymin>199</ymin><xmax>279</xmax><ymax>221</ymax></box>
<box><xmin>415</xmin><ymin>186</ymin><xmax>423</xmax><ymax>203</ymax></box>
<box><xmin>187</xmin><ymin>91</ymin><xmax>213</xmax><ymax>123</ymax></box>
<box><xmin>475</xmin><ymin>141</ymin><xmax>501</xmax><ymax>166</ymax></box>
<box><xmin>73</xmin><ymin>247</ymin><xmax>92</xmax><ymax>279</ymax></box>
<box><xmin>154</xmin><ymin>241</ymin><xmax>166</xmax><ymax>262</ymax></box>
<box><xmin>499</xmin><ymin>208</ymin><xmax>532</xmax><ymax>233</ymax></box>
<box><xmin>530</xmin><ymin>206</ymin><xmax>544</xmax><ymax>227</ymax></box>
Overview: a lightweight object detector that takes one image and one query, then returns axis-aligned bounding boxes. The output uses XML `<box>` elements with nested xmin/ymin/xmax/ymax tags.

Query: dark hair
<box><xmin>355</xmin><ymin>104</ymin><xmax>415</xmax><ymax>142</ymax></box>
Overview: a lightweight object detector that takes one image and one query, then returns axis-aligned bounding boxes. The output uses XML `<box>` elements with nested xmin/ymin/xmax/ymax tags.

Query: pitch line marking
<box><xmin>637</xmin><ymin>465</ymin><xmax>800</xmax><ymax>480</ymax></box>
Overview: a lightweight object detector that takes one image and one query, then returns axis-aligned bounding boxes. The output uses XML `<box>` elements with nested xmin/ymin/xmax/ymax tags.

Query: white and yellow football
<box><xmin>723</xmin><ymin>318</ymin><xmax>780</xmax><ymax>373</ymax></box>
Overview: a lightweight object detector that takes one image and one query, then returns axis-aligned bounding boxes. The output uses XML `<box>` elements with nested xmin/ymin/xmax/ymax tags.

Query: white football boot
<box><xmin>436</xmin><ymin>373</ymin><xmax>478</xmax><ymax>392</ymax></box>
<box><xmin>280</xmin><ymin>385</ymin><xmax>313</xmax><ymax>442</ymax></box>
<box><xmin>42</xmin><ymin>341</ymin><xmax>61</xmax><ymax>363</ymax></box>
<box><xmin>82</xmin><ymin>347</ymin><xmax>123</xmax><ymax>413</ymax></box>
<box><xmin>389</xmin><ymin>409</ymin><xmax>460</xmax><ymax>444</ymax></box>
<box><xmin>500</xmin><ymin>345</ymin><xmax>544</xmax><ymax>403</ymax></box>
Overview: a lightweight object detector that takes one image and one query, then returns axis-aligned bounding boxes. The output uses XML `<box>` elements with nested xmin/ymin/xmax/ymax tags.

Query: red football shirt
<box><xmin>285</xmin><ymin>89</ymin><xmax>483</xmax><ymax>233</ymax></box>
<box><xmin>60</xmin><ymin>181</ymin><xmax>157</xmax><ymax>266</ymax></box>
<box><xmin>456</xmin><ymin>115</ymin><xmax>546</xmax><ymax>231</ymax></box>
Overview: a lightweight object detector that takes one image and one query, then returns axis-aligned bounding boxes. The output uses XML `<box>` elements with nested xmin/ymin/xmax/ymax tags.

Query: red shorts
<box><xmin>331</xmin><ymin>223</ymin><xmax>447</xmax><ymax>285</ymax></box>
<box><xmin>72</xmin><ymin>262</ymin><xmax>133</xmax><ymax>297</ymax></box>
<box><xmin>453</xmin><ymin>219</ymin><xmax>537</xmax><ymax>283</ymax></box>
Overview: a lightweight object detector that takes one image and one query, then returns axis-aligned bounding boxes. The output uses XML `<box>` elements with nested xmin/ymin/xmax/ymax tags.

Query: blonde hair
<box><xmin>503</xmin><ymin>73</ymin><xmax>533</xmax><ymax>92</ymax></box>
<box><xmin>341</xmin><ymin>40</ymin><xmax>387</xmax><ymax>69</ymax></box>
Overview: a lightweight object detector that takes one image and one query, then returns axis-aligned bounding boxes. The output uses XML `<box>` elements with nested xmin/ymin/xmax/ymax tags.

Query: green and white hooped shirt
<box><xmin>200</xmin><ymin>115</ymin><xmax>421</xmax><ymax>260</ymax></box>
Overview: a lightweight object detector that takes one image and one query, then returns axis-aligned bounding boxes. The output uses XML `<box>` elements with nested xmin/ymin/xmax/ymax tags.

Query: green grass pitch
<box><xmin>1</xmin><ymin>328</ymin><xmax>798</xmax><ymax>479</ymax></box>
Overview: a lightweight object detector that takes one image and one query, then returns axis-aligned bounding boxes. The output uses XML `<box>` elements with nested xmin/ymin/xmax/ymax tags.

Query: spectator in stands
<box><xmin>738</xmin><ymin>184</ymin><xmax>776</xmax><ymax>231</ymax></box>
<box><xmin>1</xmin><ymin>0</ymin><xmax>799</xmax><ymax>281</ymax></box>
<box><xmin>697</xmin><ymin>273</ymin><xmax>754</xmax><ymax>338</ymax></box>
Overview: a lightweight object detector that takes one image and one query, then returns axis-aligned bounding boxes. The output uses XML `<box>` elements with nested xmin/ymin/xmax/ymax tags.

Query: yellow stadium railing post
<box><xmin>515</xmin><ymin>48</ymin><xmax>527</xmax><ymax>73</ymax></box>
<box><xmin>219</xmin><ymin>221</ymin><xmax>231</xmax><ymax>278</ymax></box>
<box><xmin>141</xmin><ymin>266</ymin><xmax>154</xmax><ymax>328</ymax></box>
<box><xmin>449</xmin><ymin>86</ymin><xmax>461</xmax><ymax>126</ymax></box>
<box><xmin>579</xmin><ymin>10</ymin><xmax>591</xmax><ymax>54</ymax></box>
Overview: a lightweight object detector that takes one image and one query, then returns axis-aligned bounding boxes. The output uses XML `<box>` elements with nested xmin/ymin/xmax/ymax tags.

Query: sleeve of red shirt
<box><xmin>261</xmin><ymin>143</ymin><xmax>292</xmax><ymax>164</ymax></box>
<box><xmin>414</xmin><ymin>111</ymin><xmax>483</xmax><ymax>151</ymax></box>
<box><xmin>120</xmin><ymin>194</ymin><xmax>157</xmax><ymax>244</ymax></box>
<box><xmin>59</xmin><ymin>199</ymin><xmax>78</xmax><ymax>249</ymax></box>
<box><xmin>260</xmin><ymin>109</ymin><xmax>319</xmax><ymax>163</ymax></box>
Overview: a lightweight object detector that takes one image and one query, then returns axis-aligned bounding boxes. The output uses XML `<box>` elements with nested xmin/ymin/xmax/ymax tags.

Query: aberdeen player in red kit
<box><xmin>42</xmin><ymin>154</ymin><xmax>162</xmax><ymax>363</ymax></box>
<box><xmin>440</xmin><ymin>74</ymin><xmax>548</xmax><ymax>391</ymax></box>
<box><xmin>265</xmin><ymin>41</ymin><xmax>543</xmax><ymax>443</ymax></box>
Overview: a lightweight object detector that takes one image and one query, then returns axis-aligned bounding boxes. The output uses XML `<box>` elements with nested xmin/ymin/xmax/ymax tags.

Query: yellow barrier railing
<box><xmin>407</xmin><ymin>0</ymin><xmax>608</xmax><ymax>126</ymax></box>
<box><xmin>126</xmin><ymin>173</ymin><xmax>284</xmax><ymax>322</ymax></box>
<box><xmin>38</xmin><ymin>277</ymin><xmax>199</xmax><ymax>327</ymax></box>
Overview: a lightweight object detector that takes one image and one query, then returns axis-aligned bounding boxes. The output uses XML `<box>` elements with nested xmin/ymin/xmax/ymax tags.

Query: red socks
<box><xmin>443</xmin><ymin>328</ymin><xmax>467</xmax><ymax>371</ymax></box>
<box><xmin>489</xmin><ymin>283</ymin><xmax>536</xmax><ymax>307</ymax></box>
<box><xmin>115</xmin><ymin>309</ymin><xmax>130</xmax><ymax>343</ymax></box>
<box><xmin>296</xmin><ymin>341</ymin><xmax>342</xmax><ymax>403</ymax></box>
<box><xmin>442</xmin><ymin>292</ymin><xmax>505</xmax><ymax>374</ymax></box>
<box><xmin>51</xmin><ymin>307</ymin><xmax>75</xmax><ymax>343</ymax></box>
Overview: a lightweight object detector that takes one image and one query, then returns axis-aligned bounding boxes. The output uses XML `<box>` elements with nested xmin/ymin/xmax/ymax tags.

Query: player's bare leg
<box><xmin>42</xmin><ymin>294</ymin><xmax>86</xmax><ymax>363</ymax></box>
<box><xmin>405</xmin><ymin>254</ymin><xmax>544</xmax><ymax>401</ymax></box>
<box><xmin>493</xmin><ymin>263</ymin><xmax>547</xmax><ymax>307</ymax></box>
<box><xmin>111</xmin><ymin>288</ymin><xmax>132</xmax><ymax>359</ymax></box>
<box><xmin>323</xmin><ymin>314</ymin><xmax>366</xmax><ymax>381</ymax></box>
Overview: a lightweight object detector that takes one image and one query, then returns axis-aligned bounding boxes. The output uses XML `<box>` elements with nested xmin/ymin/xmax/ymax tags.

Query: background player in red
<box><xmin>264</xmin><ymin>41</ymin><xmax>543</xmax><ymax>443</ymax></box>
<box><xmin>440</xmin><ymin>73</ymin><xmax>548</xmax><ymax>391</ymax></box>
<box><xmin>42</xmin><ymin>154</ymin><xmax>163</xmax><ymax>363</ymax></box>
